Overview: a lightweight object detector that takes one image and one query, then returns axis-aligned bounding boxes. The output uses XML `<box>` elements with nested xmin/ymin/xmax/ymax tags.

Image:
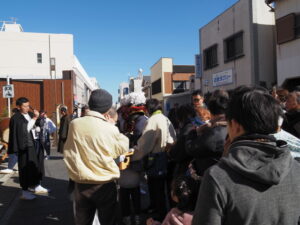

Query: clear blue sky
<box><xmin>1</xmin><ymin>0</ymin><xmax>238</xmax><ymax>102</ymax></box>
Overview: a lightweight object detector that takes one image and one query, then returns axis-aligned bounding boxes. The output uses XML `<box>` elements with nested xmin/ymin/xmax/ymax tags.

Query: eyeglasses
<box><xmin>193</xmin><ymin>98</ymin><xmax>201</xmax><ymax>102</ymax></box>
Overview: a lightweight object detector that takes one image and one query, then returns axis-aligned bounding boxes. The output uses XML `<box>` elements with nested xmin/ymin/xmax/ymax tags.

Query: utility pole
<box><xmin>7</xmin><ymin>76</ymin><xmax>11</xmax><ymax>118</ymax></box>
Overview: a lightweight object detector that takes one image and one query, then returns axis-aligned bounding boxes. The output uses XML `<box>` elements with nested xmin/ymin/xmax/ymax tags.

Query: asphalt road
<box><xmin>0</xmin><ymin>151</ymin><xmax>74</xmax><ymax>225</ymax></box>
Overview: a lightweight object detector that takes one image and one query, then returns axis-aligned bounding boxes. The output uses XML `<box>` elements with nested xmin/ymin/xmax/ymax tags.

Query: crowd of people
<box><xmin>2</xmin><ymin>85</ymin><xmax>300</xmax><ymax>225</ymax></box>
<box><xmin>64</xmin><ymin>86</ymin><xmax>300</xmax><ymax>225</ymax></box>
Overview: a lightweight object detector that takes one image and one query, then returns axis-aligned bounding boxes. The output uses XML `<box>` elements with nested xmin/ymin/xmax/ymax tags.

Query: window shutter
<box><xmin>276</xmin><ymin>13</ymin><xmax>295</xmax><ymax>44</ymax></box>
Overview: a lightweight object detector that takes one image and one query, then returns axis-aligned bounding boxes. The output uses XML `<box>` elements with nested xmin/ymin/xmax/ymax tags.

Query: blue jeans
<box><xmin>8</xmin><ymin>153</ymin><xmax>18</xmax><ymax>170</ymax></box>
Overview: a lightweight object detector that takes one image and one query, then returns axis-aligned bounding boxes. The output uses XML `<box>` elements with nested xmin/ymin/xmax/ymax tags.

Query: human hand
<box><xmin>33</xmin><ymin>109</ymin><xmax>40</xmax><ymax>119</ymax></box>
<box><xmin>146</xmin><ymin>218</ymin><xmax>161</xmax><ymax>225</ymax></box>
<box><xmin>189</xmin><ymin>162</ymin><xmax>201</xmax><ymax>180</ymax></box>
<box><xmin>119</xmin><ymin>155</ymin><xmax>126</xmax><ymax>162</ymax></box>
<box><xmin>146</xmin><ymin>218</ymin><xmax>154</xmax><ymax>225</ymax></box>
<box><xmin>169</xmin><ymin>212</ymin><xmax>184</xmax><ymax>225</ymax></box>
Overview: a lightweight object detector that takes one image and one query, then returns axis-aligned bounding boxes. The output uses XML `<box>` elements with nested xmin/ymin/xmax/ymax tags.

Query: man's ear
<box><xmin>103</xmin><ymin>113</ymin><xmax>109</xmax><ymax>120</ymax></box>
<box><xmin>228</xmin><ymin>119</ymin><xmax>245</xmax><ymax>141</ymax></box>
<box><xmin>233</xmin><ymin>119</ymin><xmax>244</xmax><ymax>134</ymax></box>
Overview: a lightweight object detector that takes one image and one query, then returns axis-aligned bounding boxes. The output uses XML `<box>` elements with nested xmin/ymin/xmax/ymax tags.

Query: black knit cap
<box><xmin>88</xmin><ymin>89</ymin><xmax>112</xmax><ymax>114</ymax></box>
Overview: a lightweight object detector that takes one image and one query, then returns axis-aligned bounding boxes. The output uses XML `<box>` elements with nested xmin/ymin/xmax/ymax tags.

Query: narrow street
<box><xmin>0</xmin><ymin>151</ymin><xmax>74</xmax><ymax>225</ymax></box>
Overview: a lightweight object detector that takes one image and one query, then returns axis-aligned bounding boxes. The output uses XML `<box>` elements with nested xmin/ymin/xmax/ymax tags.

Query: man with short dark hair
<box><xmin>132</xmin><ymin>98</ymin><xmax>176</xmax><ymax>222</ymax></box>
<box><xmin>57</xmin><ymin>106</ymin><xmax>71</xmax><ymax>153</ymax></box>
<box><xmin>192</xmin><ymin>86</ymin><xmax>300</xmax><ymax>225</ymax></box>
<box><xmin>186</xmin><ymin>89</ymin><xmax>229</xmax><ymax>177</ymax></box>
<box><xmin>191</xmin><ymin>90</ymin><xmax>204</xmax><ymax>109</ymax></box>
<box><xmin>8</xmin><ymin>97</ymin><xmax>45</xmax><ymax>200</ymax></box>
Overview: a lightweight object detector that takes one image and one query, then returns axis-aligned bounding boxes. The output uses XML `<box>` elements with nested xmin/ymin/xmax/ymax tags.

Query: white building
<box><xmin>200</xmin><ymin>0</ymin><xmax>276</xmax><ymax>93</ymax></box>
<box><xmin>118</xmin><ymin>82</ymin><xmax>129</xmax><ymax>103</ymax></box>
<box><xmin>266</xmin><ymin>0</ymin><xmax>300</xmax><ymax>90</ymax></box>
<box><xmin>0</xmin><ymin>21</ymin><xmax>98</xmax><ymax>105</ymax></box>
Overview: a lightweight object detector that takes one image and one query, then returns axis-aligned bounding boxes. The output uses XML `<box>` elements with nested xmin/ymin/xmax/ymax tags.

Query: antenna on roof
<box><xmin>10</xmin><ymin>17</ymin><xmax>18</xmax><ymax>24</ymax></box>
<box><xmin>0</xmin><ymin>17</ymin><xmax>19</xmax><ymax>31</ymax></box>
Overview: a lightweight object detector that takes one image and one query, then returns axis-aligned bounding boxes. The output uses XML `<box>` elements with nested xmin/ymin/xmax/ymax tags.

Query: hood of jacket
<box><xmin>221</xmin><ymin>134</ymin><xmax>293</xmax><ymax>185</ymax></box>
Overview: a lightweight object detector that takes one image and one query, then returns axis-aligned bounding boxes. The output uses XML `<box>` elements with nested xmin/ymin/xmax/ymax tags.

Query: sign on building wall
<box><xmin>195</xmin><ymin>54</ymin><xmax>202</xmax><ymax>78</ymax></box>
<box><xmin>3</xmin><ymin>85</ymin><xmax>14</xmax><ymax>98</ymax></box>
<box><xmin>212</xmin><ymin>69</ymin><xmax>233</xmax><ymax>87</ymax></box>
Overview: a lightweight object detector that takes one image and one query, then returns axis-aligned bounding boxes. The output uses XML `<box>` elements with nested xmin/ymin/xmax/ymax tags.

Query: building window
<box><xmin>151</xmin><ymin>79</ymin><xmax>162</xmax><ymax>95</ymax></box>
<box><xmin>224</xmin><ymin>32</ymin><xmax>244</xmax><ymax>62</ymax></box>
<box><xmin>173</xmin><ymin>81</ymin><xmax>189</xmax><ymax>90</ymax></box>
<box><xmin>204</xmin><ymin>44</ymin><xmax>218</xmax><ymax>70</ymax></box>
<box><xmin>37</xmin><ymin>53</ymin><xmax>42</xmax><ymax>63</ymax></box>
<box><xmin>276</xmin><ymin>13</ymin><xmax>300</xmax><ymax>44</ymax></box>
<box><xmin>276</xmin><ymin>14</ymin><xmax>296</xmax><ymax>44</ymax></box>
<box><xmin>123</xmin><ymin>87</ymin><xmax>129</xmax><ymax>96</ymax></box>
<box><xmin>295</xmin><ymin>14</ymin><xmax>300</xmax><ymax>38</ymax></box>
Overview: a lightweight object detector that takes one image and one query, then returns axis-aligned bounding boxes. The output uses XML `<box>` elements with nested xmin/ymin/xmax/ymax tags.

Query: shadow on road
<box><xmin>1</xmin><ymin>176</ymin><xmax>74</xmax><ymax>225</ymax></box>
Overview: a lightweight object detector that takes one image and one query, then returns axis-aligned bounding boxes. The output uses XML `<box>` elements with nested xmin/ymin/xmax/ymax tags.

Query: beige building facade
<box><xmin>150</xmin><ymin>58</ymin><xmax>195</xmax><ymax>101</ymax></box>
<box><xmin>200</xmin><ymin>0</ymin><xmax>276</xmax><ymax>93</ymax></box>
<box><xmin>151</xmin><ymin>58</ymin><xmax>173</xmax><ymax>101</ymax></box>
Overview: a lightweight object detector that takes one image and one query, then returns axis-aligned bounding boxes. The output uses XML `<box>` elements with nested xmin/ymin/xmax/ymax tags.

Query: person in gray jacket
<box><xmin>192</xmin><ymin>86</ymin><xmax>300</xmax><ymax>225</ymax></box>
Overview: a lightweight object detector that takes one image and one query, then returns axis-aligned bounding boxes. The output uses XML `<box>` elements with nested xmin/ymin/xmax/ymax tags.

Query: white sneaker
<box><xmin>0</xmin><ymin>168</ymin><xmax>13</xmax><ymax>174</ymax></box>
<box><xmin>29</xmin><ymin>185</ymin><xmax>50</xmax><ymax>194</ymax></box>
<box><xmin>20</xmin><ymin>190</ymin><xmax>36</xmax><ymax>200</ymax></box>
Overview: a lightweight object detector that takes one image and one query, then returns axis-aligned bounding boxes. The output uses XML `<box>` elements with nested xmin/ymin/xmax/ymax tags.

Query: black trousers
<box><xmin>119</xmin><ymin>187</ymin><xmax>141</xmax><ymax>217</ymax></box>
<box><xmin>148</xmin><ymin>176</ymin><xmax>167</xmax><ymax>221</ymax></box>
<box><xmin>41</xmin><ymin>137</ymin><xmax>51</xmax><ymax>156</ymax></box>
<box><xmin>74</xmin><ymin>181</ymin><xmax>120</xmax><ymax>225</ymax></box>
<box><xmin>18</xmin><ymin>147</ymin><xmax>40</xmax><ymax>190</ymax></box>
<box><xmin>33</xmin><ymin>140</ymin><xmax>45</xmax><ymax>177</ymax></box>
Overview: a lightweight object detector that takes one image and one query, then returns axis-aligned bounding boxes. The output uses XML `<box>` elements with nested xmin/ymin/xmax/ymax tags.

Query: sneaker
<box><xmin>0</xmin><ymin>168</ymin><xmax>13</xmax><ymax>174</ymax></box>
<box><xmin>20</xmin><ymin>190</ymin><xmax>36</xmax><ymax>200</ymax></box>
<box><xmin>45</xmin><ymin>156</ymin><xmax>50</xmax><ymax>160</ymax></box>
<box><xmin>122</xmin><ymin>216</ymin><xmax>131</xmax><ymax>225</ymax></box>
<box><xmin>29</xmin><ymin>185</ymin><xmax>50</xmax><ymax>194</ymax></box>
<box><xmin>134</xmin><ymin>215</ymin><xmax>141</xmax><ymax>225</ymax></box>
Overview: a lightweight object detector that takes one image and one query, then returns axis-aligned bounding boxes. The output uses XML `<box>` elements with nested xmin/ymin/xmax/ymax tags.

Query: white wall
<box><xmin>0</xmin><ymin>27</ymin><xmax>100</xmax><ymax>105</ymax></box>
<box><xmin>200</xmin><ymin>0</ymin><xmax>252</xmax><ymax>92</ymax></box>
<box><xmin>252</xmin><ymin>0</ymin><xmax>276</xmax><ymax>87</ymax></box>
<box><xmin>73</xmin><ymin>55</ymin><xmax>95</xmax><ymax>90</ymax></box>
<box><xmin>274</xmin><ymin>0</ymin><xmax>300</xmax><ymax>85</ymax></box>
<box><xmin>0</xmin><ymin>31</ymin><xmax>74</xmax><ymax>79</ymax></box>
<box><xmin>200</xmin><ymin>0</ymin><xmax>276</xmax><ymax>92</ymax></box>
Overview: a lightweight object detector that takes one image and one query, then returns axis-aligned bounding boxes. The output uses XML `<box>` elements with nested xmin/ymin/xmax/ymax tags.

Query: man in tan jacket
<box><xmin>132</xmin><ymin>99</ymin><xmax>176</xmax><ymax>222</ymax></box>
<box><xmin>63</xmin><ymin>89</ymin><xmax>129</xmax><ymax>225</ymax></box>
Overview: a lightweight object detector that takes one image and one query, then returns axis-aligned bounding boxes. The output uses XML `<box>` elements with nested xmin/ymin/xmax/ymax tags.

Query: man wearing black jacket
<box><xmin>186</xmin><ymin>90</ymin><xmax>229</xmax><ymax>177</ymax></box>
<box><xmin>8</xmin><ymin>97</ymin><xmax>42</xmax><ymax>200</ymax></box>
<box><xmin>192</xmin><ymin>86</ymin><xmax>300</xmax><ymax>225</ymax></box>
<box><xmin>57</xmin><ymin>106</ymin><xmax>71</xmax><ymax>153</ymax></box>
<box><xmin>282</xmin><ymin>91</ymin><xmax>300</xmax><ymax>138</ymax></box>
